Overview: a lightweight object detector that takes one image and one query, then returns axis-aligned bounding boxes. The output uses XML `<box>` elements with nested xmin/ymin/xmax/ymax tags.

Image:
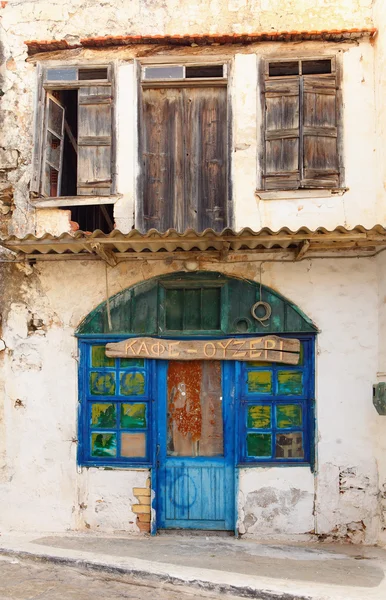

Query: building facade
<box><xmin>1</xmin><ymin>0</ymin><xmax>386</xmax><ymax>543</ymax></box>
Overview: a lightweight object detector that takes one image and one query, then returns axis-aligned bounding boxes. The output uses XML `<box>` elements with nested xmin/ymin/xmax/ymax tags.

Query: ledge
<box><xmin>31</xmin><ymin>195</ymin><xmax>120</xmax><ymax>208</ymax></box>
<box><xmin>255</xmin><ymin>188</ymin><xmax>348</xmax><ymax>201</ymax></box>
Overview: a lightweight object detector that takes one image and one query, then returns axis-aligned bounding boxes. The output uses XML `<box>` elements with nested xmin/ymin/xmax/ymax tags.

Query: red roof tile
<box><xmin>25</xmin><ymin>28</ymin><xmax>377</xmax><ymax>55</ymax></box>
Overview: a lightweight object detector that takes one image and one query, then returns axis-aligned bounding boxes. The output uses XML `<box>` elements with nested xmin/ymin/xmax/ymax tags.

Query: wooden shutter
<box><xmin>41</xmin><ymin>93</ymin><xmax>65</xmax><ymax>197</ymax></box>
<box><xmin>185</xmin><ymin>86</ymin><xmax>227</xmax><ymax>231</ymax></box>
<box><xmin>302</xmin><ymin>75</ymin><xmax>339</xmax><ymax>188</ymax></box>
<box><xmin>141</xmin><ymin>87</ymin><xmax>184</xmax><ymax>231</ymax></box>
<box><xmin>264</xmin><ymin>80</ymin><xmax>300</xmax><ymax>190</ymax></box>
<box><xmin>77</xmin><ymin>85</ymin><xmax>112</xmax><ymax>196</ymax></box>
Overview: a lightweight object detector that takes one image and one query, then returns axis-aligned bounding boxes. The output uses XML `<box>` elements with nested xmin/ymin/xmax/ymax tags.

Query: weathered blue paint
<box><xmin>156</xmin><ymin>360</ymin><xmax>236</xmax><ymax>531</ymax></box>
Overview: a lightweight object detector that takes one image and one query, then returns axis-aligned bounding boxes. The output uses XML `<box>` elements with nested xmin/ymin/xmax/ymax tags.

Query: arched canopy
<box><xmin>76</xmin><ymin>271</ymin><xmax>317</xmax><ymax>336</ymax></box>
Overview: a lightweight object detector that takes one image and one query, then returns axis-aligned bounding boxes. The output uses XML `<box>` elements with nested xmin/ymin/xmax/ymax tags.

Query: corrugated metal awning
<box><xmin>1</xmin><ymin>226</ymin><xmax>386</xmax><ymax>264</ymax></box>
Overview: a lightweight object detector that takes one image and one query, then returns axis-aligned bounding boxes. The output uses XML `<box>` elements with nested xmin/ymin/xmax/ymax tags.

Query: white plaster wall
<box><xmin>0</xmin><ymin>256</ymin><xmax>380</xmax><ymax>541</ymax></box>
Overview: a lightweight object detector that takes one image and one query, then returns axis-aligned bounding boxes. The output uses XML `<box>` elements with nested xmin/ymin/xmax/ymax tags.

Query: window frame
<box><xmin>258</xmin><ymin>54</ymin><xmax>344</xmax><ymax>194</ymax></box>
<box><xmin>78</xmin><ymin>338</ymin><xmax>154</xmax><ymax>469</ymax></box>
<box><xmin>31</xmin><ymin>62</ymin><xmax>118</xmax><ymax>207</ymax></box>
<box><xmin>236</xmin><ymin>334</ymin><xmax>315</xmax><ymax>467</ymax></box>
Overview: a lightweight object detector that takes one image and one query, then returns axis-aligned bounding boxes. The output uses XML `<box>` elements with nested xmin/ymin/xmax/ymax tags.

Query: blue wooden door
<box><xmin>156</xmin><ymin>360</ymin><xmax>235</xmax><ymax>530</ymax></box>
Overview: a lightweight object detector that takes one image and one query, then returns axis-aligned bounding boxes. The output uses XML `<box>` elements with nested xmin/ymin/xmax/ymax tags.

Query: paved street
<box><xmin>0</xmin><ymin>556</ymin><xmax>238</xmax><ymax>600</ymax></box>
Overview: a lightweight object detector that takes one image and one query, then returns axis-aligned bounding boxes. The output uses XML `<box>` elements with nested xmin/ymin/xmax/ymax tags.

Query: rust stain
<box><xmin>168</xmin><ymin>361</ymin><xmax>202</xmax><ymax>443</ymax></box>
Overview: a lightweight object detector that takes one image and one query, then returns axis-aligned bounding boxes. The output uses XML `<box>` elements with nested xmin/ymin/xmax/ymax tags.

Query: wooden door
<box><xmin>141</xmin><ymin>86</ymin><xmax>228</xmax><ymax>232</ymax></box>
<box><xmin>156</xmin><ymin>360</ymin><xmax>235</xmax><ymax>530</ymax></box>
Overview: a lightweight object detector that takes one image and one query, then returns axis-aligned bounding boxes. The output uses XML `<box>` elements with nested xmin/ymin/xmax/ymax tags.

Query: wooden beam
<box><xmin>64</xmin><ymin>120</ymin><xmax>78</xmax><ymax>154</ymax></box>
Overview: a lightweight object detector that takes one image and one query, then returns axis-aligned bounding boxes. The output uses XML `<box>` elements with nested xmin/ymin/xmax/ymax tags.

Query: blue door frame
<box><xmin>155</xmin><ymin>360</ymin><xmax>236</xmax><ymax>531</ymax></box>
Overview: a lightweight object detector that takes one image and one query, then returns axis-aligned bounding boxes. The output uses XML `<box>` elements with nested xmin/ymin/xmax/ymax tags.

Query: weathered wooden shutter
<box><xmin>264</xmin><ymin>80</ymin><xmax>300</xmax><ymax>190</ymax></box>
<box><xmin>40</xmin><ymin>93</ymin><xmax>65</xmax><ymax>197</ymax></box>
<box><xmin>185</xmin><ymin>86</ymin><xmax>227</xmax><ymax>231</ymax></box>
<box><xmin>302</xmin><ymin>75</ymin><xmax>339</xmax><ymax>188</ymax></box>
<box><xmin>77</xmin><ymin>85</ymin><xmax>112</xmax><ymax>196</ymax></box>
<box><xmin>141</xmin><ymin>87</ymin><xmax>184</xmax><ymax>231</ymax></box>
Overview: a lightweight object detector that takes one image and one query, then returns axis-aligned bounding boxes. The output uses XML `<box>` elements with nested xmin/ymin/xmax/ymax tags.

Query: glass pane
<box><xmin>121</xmin><ymin>433</ymin><xmax>146</xmax><ymax>458</ymax></box>
<box><xmin>120</xmin><ymin>358</ymin><xmax>145</xmax><ymax>368</ymax></box>
<box><xmin>276</xmin><ymin>404</ymin><xmax>302</xmax><ymax>428</ymax></box>
<box><xmin>43</xmin><ymin>164</ymin><xmax>59</xmax><ymax>197</ymax></box>
<box><xmin>167</xmin><ymin>361</ymin><xmax>223</xmax><ymax>457</ymax></box>
<box><xmin>120</xmin><ymin>372</ymin><xmax>145</xmax><ymax>396</ymax></box>
<box><xmin>91</xmin><ymin>345</ymin><xmax>115</xmax><ymax>368</ymax></box>
<box><xmin>269</xmin><ymin>61</ymin><xmax>299</xmax><ymax>77</ymax></box>
<box><xmin>247</xmin><ymin>371</ymin><xmax>273</xmax><ymax>394</ymax></box>
<box><xmin>89</xmin><ymin>372</ymin><xmax>116</xmax><ymax>396</ymax></box>
<box><xmin>91</xmin><ymin>433</ymin><xmax>117</xmax><ymax>457</ymax></box>
<box><xmin>165</xmin><ymin>289</ymin><xmax>183</xmax><ymax>330</ymax></box>
<box><xmin>121</xmin><ymin>403</ymin><xmax>146</xmax><ymax>429</ymax></box>
<box><xmin>247</xmin><ymin>433</ymin><xmax>272</xmax><ymax>457</ymax></box>
<box><xmin>202</xmin><ymin>288</ymin><xmax>221</xmax><ymax>329</ymax></box>
<box><xmin>275</xmin><ymin>432</ymin><xmax>304</xmax><ymax>458</ymax></box>
<box><xmin>277</xmin><ymin>371</ymin><xmax>303</xmax><ymax>395</ymax></box>
<box><xmin>46</xmin><ymin>132</ymin><xmax>61</xmax><ymax>169</ymax></box>
<box><xmin>48</xmin><ymin>98</ymin><xmax>64</xmax><ymax>137</ymax></box>
<box><xmin>46</xmin><ymin>67</ymin><xmax>77</xmax><ymax>81</ymax></box>
<box><xmin>91</xmin><ymin>403</ymin><xmax>116</xmax><ymax>428</ymax></box>
<box><xmin>247</xmin><ymin>405</ymin><xmax>271</xmax><ymax>428</ymax></box>
<box><xmin>302</xmin><ymin>59</ymin><xmax>331</xmax><ymax>75</ymax></box>
<box><xmin>144</xmin><ymin>65</ymin><xmax>184</xmax><ymax>80</ymax></box>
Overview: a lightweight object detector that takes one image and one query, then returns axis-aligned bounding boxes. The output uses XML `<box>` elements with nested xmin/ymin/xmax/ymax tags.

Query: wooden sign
<box><xmin>106</xmin><ymin>336</ymin><xmax>300</xmax><ymax>364</ymax></box>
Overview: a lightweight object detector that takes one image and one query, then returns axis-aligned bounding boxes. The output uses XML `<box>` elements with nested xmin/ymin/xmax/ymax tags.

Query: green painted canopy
<box><xmin>77</xmin><ymin>271</ymin><xmax>317</xmax><ymax>336</ymax></box>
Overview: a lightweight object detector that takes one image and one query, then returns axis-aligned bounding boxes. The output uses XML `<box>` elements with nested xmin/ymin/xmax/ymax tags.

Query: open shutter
<box><xmin>302</xmin><ymin>75</ymin><xmax>339</xmax><ymax>188</ymax></box>
<box><xmin>264</xmin><ymin>79</ymin><xmax>300</xmax><ymax>190</ymax></box>
<box><xmin>77</xmin><ymin>85</ymin><xmax>112</xmax><ymax>196</ymax></box>
<box><xmin>41</xmin><ymin>93</ymin><xmax>65</xmax><ymax>197</ymax></box>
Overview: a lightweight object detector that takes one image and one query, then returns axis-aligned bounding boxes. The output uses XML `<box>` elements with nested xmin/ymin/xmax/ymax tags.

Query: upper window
<box><xmin>262</xmin><ymin>57</ymin><xmax>342</xmax><ymax>191</ymax></box>
<box><xmin>31</xmin><ymin>65</ymin><xmax>115</xmax><ymax>232</ymax></box>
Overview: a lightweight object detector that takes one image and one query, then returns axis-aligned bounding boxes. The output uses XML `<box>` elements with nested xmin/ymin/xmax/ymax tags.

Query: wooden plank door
<box><xmin>156</xmin><ymin>360</ymin><xmax>235</xmax><ymax>530</ymax></box>
<box><xmin>141</xmin><ymin>86</ymin><xmax>228</xmax><ymax>232</ymax></box>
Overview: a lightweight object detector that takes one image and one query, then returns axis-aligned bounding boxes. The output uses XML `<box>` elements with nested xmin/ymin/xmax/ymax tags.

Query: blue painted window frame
<box><xmin>77</xmin><ymin>338</ymin><xmax>154</xmax><ymax>468</ymax></box>
<box><xmin>236</xmin><ymin>335</ymin><xmax>315</xmax><ymax>467</ymax></box>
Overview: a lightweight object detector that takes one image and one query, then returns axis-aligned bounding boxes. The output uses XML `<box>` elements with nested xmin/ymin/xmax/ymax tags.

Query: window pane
<box><xmin>43</xmin><ymin>164</ymin><xmax>59</xmax><ymax>197</ymax></box>
<box><xmin>120</xmin><ymin>372</ymin><xmax>145</xmax><ymax>396</ymax></box>
<box><xmin>247</xmin><ymin>371</ymin><xmax>273</xmax><ymax>394</ymax></box>
<box><xmin>186</xmin><ymin>65</ymin><xmax>223</xmax><ymax>78</ymax></box>
<box><xmin>275</xmin><ymin>432</ymin><xmax>304</xmax><ymax>458</ymax></box>
<box><xmin>121</xmin><ymin>433</ymin><xmax>146</xmax><ymax>458</ymax></box>
<box><xmin>247</xmin><ymin>433</ymin><xmax>272</xmax><ymax>457</ymax></box>
<box><xmin>144</xmin><ymin>65</ymin><xmax>184</xmax><ymax>80</ymax></box>
<box><xmin>91</xmin><ymin>403</ymin><xmax>116</xmax><ymax>428</ymax></box>
<box><xmin>89</xmin><ymin>372</ymin><xmax>116</xmax><ymax>396</ymax></box>
<box><xmin>46</xmin><ymin>132</ymin><xmax>61</xmax><ymax>170</ymax></box>
<box><xmin>167</xmin><ymin>361</ymin><xmax>223</xmax><ymax>457</ymax></box>
<box><xmin>91</xmin><ymin>345</ymin><xmax>115</xmax><ymax>368</ymax></box>
<box><xmin>120</xmin><ymin>358</ymin><xmax>145</xmax><ymax>368</ymax></box>
<box><xmin>121</xmin><ymin>403</ymin><xmax>146</xmax><ymax>429</ymax></box>
<box><xmin>48</xmin><ymin>98</ymin><xmax>64</xmax><ymax>137</ymax></box>
<box><xmin>277</xmin><ymin>371</ymin><xmax>303</xmax><ymax>395</ymax></box>
<box><xmin>302</xmin><ymin>59</ymin><xmax>331</xmax><ymax>75</ymax></box>
<box><xmin>276</xmin><ymin>404</ymin><xmax>302</xmax><ymax>428</ymax></box>
<box><xmin>269</xmin><ymin>61</ymin><xmax>299</xmax><ymax>77</ymax></box>
<box><xmin>46</xmin><ymin>68</ymin><xmax>77</xmax><ymax>81</ymax></box>
<box><xmin>91</xmin><ymin>433</ymin><xmax>117</xmax><ymax>457</ymax></box>
<box><xmin>247</xmin><ymin>405</ymin><xmax>271</xmax><ymax>428</ymax></box>
<box><xmin>79</xmin><ymin>68</ymin><xmax>108</xmax><ymax>80</ymax></box>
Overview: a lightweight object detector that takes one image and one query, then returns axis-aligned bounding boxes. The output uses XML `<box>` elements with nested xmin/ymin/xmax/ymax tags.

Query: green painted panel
<box><xmin>89</xmin><ymin>372</ymin><xmax>116</xmax><ymax>396</ymax></box>
<box><xmin>277</xmin><ymin>371</ymin><xmax>303</xmax><ymax>395</ymax></box>
<box><xmin>91</xmin><ymin>433</ymin><xmax>117</xmax><ymax>457</ymax></box>
<box><xmin>276</xmin><ymin>404</ymin><xmax>302</xmax><ymax>428</ymax></box>
<box><xmin>184</xmin><ymin>288</ymin><xmax>201</xmax><ymax>330</ymax></box>
<box><xmin>247</xmin><ymin>433</ymin><xmax>272</xmax><ymax>457</ymax></box>
<box><xmin>91</xmin><ymin>345</ymin><xmax>115</xmax><ymax>368</ymax></box>
<box><xmin>275</xmin><ymin>432</ymin><xmax>304</xmax><ymax>458</ymax></box>
<box><xmin>247</xmin><ymin>371</ymin><xmax>273</xmax><ymax>394</ymax></box>
<box><xmin>120</xmin><ymin>372</ymin><xmax>145</xmax><ymax>396</ymax></box>
<box><xmin>76</xmin><ymin>271</ymin><xmax>317</xmax><ymax>336</ymax></box>
<box><xmin>202</xmin><ymin>288</ymin><xmax>221</xmax><ymax>330</ymax></box>
<box><xmin>165</xmin><ymin>289</ymin><xmax>184</xmax><ymax>330</ymax></box>
<box><xmin>120</xmin><ymin>358</ymin><xmax>145</xmax><ymax>368</ymax></box>
<box><xmin>91</xmin><ymin>403</ymin><xmax>116</xmax><ymax>428</ymax></box>
<box><xmin>248</xmin><ymin>405</ymin><xmax>271</xmax><ymax>428</ymax></box>
<box><xmin>121</xmin><ymin>403</ymin><xmax>146</xmax><ymax>428</ymax></box>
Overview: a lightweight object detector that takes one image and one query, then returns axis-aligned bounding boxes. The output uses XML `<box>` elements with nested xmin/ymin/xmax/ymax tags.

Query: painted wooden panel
<box><xmin>120</xmin><ymin>372</ymin><xmax>145</xmax><ymax>396</ymax></box>
<box><xmin>89</xmin><ymin>372</ymin><xmax>116</xmax><ymax>395</ymax></box>
<box><xmin>247</xmin><ymin>405</ymin><xmax>271</xmax><ymax>428</ymax></box>
<box><xmin>247</xmin><ymin>433</ymin><xmax>272</xmax><ymax>457</ymax></box>
<box><xmin>91</xmin><ymin>433</ymin><xmax>117</xmax><ymax>457</ymax></box>
<box><xmin>121</xmin><ymin>403</ymin><xmax>146</xmax><ymax>429</ymax></box>
<box><xmin>247</xmin><ymin>371</ymin><xmax>273</xmax><ymax>394</ymax></box>
<box><xmin>121</xmin><ymin>432</ymin><xmax>146</xmax><ymax>458</ymax></box>
<box><xmin>77</xmin><ymin>272</ymin><xmax>317</xmax><ymax>336</ymax></box>
<box><xmin>276</xmin><ymin>404</ymin><xmax>302</xmax><ymax>428</ymax></box>
<box><xmin>91</xmin><ymin>403</ymin><xmax>116</xmax><ymax>428</ymax></box>
<box><xmin>277</xmin><ymin>370</ymin><xmax>303</xmax><ymax>395</ymax></box>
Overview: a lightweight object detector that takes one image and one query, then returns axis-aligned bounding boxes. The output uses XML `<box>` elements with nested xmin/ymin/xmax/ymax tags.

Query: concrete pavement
<box><xmin>0</xmin><ymin>532</ymin><xmax>385</xmax><ymax>599</ymax></box>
